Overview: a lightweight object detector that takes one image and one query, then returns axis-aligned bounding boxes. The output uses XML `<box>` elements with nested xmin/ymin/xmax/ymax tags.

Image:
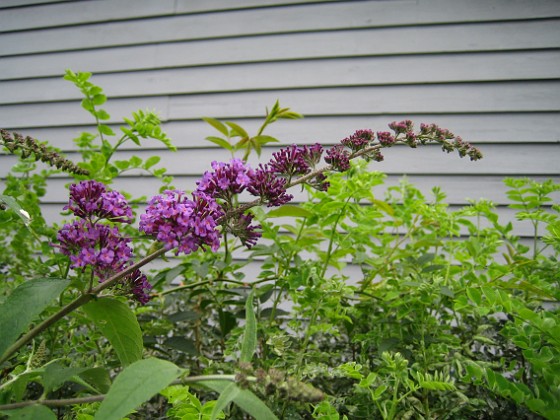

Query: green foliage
<box><xmin>1</xmin><ymin>72</ymin><xmax>559</xmax><ymax>419</ymax></box>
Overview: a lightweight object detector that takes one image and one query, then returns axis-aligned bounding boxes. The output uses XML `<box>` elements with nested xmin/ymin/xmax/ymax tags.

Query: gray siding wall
<box><xmin>1</xmin><ymin>0</ymin><xmax>559</xmax><ymax>237</ymax></box>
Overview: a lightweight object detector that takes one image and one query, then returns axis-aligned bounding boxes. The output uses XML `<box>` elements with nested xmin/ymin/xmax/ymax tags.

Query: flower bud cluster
<box><xmin>57</xmin><ymin>180</ymin><xmax>151</xmax><ymax>304</ymax></box>
<box><xmin>418</xmin><ymin>123</ymin><xmax>483</xmax><ymax>160</ymax></box>
<box><xmin>1</xmin><ymin>129</ymin><xmax>89</xmax><ymax>175</ymax></box>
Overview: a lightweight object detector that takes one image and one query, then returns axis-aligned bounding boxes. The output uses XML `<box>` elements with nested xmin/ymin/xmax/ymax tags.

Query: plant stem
<box><xmin>0</xmin><ymin>247</ymin><xmax>167</xmax><ymax>365</ymax></box>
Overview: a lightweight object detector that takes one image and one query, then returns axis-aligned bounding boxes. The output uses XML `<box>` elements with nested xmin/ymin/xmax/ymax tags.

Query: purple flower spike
<box><xmin>125</xmin><ymin>269</ymin><xmax>153</xmax><ymax>305</ymax></box>
<box><xmin>140</xmin><ymin>190</ymin><xmax>223</xmax><ymax>255</ymax></box>
<box><xmin>197</xmin><ymin>158</ymin><xmax>253</xmax><ymax>201</ymax></box>
<box><xmin>65</xmin><ymin>180</ymin><xmax>133</xmax><ymax>223</ymax></box>
<box><xmin>324</xmin><ymin>145</ymin><xmax>350</xmax><ymax>172</ymax></box>
<box><xmin>247</xmin><ymin>164</ymin><xmax>293</xmax><ymax>207</ymax></box>
<box><xmin>56</xmin><ymin>219</ymin><xmax>133</xmax><ymax>280</ymax></box>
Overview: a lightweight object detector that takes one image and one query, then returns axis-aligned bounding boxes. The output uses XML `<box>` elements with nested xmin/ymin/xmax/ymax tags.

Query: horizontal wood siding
<box><xmin>1</xmin><ymin>0</ymin><xmax>559</xmax><ymax>240</ymax></box>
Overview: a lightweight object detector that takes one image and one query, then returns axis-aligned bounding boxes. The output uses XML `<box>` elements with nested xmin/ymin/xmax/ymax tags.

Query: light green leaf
<box><xmin>83</xmin><ymin>298</ymin><xmax>143</xmax><ymax>367</ymax></box>
<box><xmin>94</xmin><ymin>358</ymin><xmax>183</xmax><ymax>420</ymax></box>
<box><xmin>2</xmin><ymin>404</ymin><xmax>57</xmax><ymax>420</ymax></box>
<box><xmin>0</xmin><ymin>194</ymin><xmax>32</xmax><ymax>225</ymax></box>
<box><xmin>240</xmin><ymin>291</ymin><xmax>257</xmax><ymax>363</ymax></box>
<box><xmin>202</xmin><ymin>117</ymin><xmax>229</xmax><ymax>137</ymax></box>
<box><xmin>226</xmin><ymin>121</ymin><xmax>248</xmax><ymax>138</ymax></box>
<box><xmin>252</xmin><ymin>135</ymin><xmax>279</xmax><ymax>144</ymax></box>
<box><xmin>143</xmin><ymin>156</ymin><xmax>161</xmax><ymax>170</ymax></box>
<box><xmin>211</xmin><ymin>382</ymin><xmax>240</xmax><ymax>420</ymax></box>
<box><xmin>0</xmin><ymin>278</ymin><xmax>70</xmax><ymax>358</ymax></box>
<box><xmin>266</xmin><ymin>205</ymin><xmax>313</xmax><ymax>219</ymax></box>
<box><xmin>200</xmin><ymin>381</ymin><xmax>279</xmax><ymax>420</ymax></box>
<box><xmin>206</xmin><ymin>136</ymin><xmax>233</xmax><ymax>151</ymax></box>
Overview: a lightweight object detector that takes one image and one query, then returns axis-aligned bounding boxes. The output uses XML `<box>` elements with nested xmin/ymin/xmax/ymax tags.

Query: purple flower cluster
<box><xmin>324</xmin><ymin>145</ymin><xmax>350</xmax><ymax>172</ymax></box>
<box><xmin>64</xmin><ymin>180</ymin><xmax>133</xmax><ymax>222</ymax></box>
<box><xmin>124</xmin><ymin>269</ymin><xmax>153</xmax><ymax>305</ymax></box>
<box><xmin>420</xmin><ymin>123</ymin><xmax>483</xmax><ymax>160</ymax></box>
<box><xmin>341</xmin><ymin>129</ymin><xmax>374</xmax><ymax>152</ymax></box>
<box><xmin>139</xmin><ymin>190</ymin><xmax>223</xmax><ymax>255</ymax></box>
<box><xmin>57</xmin><ymin>180</ymin><xmax>152</xmax><ymax>304</ymax></box>
<box><xmin>225</xmin><ymin>213</ymin><xmax>262</xmax><ymax>248</ymax></box>
<box><xmin>268</xmin><ymin>143</ymin><xmax>323</xmax><ymax>178</ymax></box>
<box><xmin>247</xmin><ymin>164</ymin><xmax>294</xmax><ymax>207</ymax></box>
<box><xmin>197</xmin><ymin>159</ymin><xmax>252</xmax><ymax>203</ymax></box>
<box><xmin>376</xmin><ymin>131</ymin><xmax>396</xmax><ymax>147</ymax></box>
<box><xmin>57</xmin><ymin>219</ymin><xmax>132</xmax><ymax>280</ymax></box>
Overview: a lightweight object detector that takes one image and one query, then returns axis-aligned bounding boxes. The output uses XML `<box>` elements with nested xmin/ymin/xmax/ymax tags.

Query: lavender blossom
<box><xmin>196</xmin><ymin>159</ymin><xmax>253</xmax><ymax>202</ymax></box>
<box><xmin>64</xmin><ymin>180</ymin><xmax>133</xmax><ymax>222</ymax></box>
<box><xmin>139</xmin><ymin>190</ymin><xmax>223</xmax><ymax>255</ymax></box>
<box><xmin>56</xmin><ymin>219</ymin><xmax>133</xmax><ymax>280</ymax></box>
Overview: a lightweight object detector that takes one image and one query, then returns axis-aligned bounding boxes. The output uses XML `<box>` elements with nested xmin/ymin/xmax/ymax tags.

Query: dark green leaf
<box><xmin>83</xmin><ymin>298</ymin><xmax>143</xmax><ymax>367</ymax></box>
<box><xmin>94</xmin><ymin>358</ymin><xmax>183</xmax><ymax>420</ymax></box>
<box><xmin>164</xmin><ymin>337</ymin><xmax>198</xmax><ymax>355</ymax></box>
<box><xmin>2</xmin><ymin>404</ymin><xmax>57</xmax><ymax>420</ymax></box>
<box><xmin>200</xmin><ymin>381</ymin><xmax>278</xmax><ymax>420</ymax></box>
<box><xmin>0</xmin><ymin>278</ymin><xmax>70</xmax><ymax>358</ymax></box>
<box><xmin>240</xmin><ymin>291</ymin><xmax>257</xmax><ymax>363</ymax></box>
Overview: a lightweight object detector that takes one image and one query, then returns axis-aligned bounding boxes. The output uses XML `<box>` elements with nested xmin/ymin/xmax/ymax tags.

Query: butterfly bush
<box><xmin>56</xmin><ymin>180</ymin><xmax>151</xmax><ymax>304</ymax></box>
<box><xmin>56</xmin><ymin>120</ymin><xmax>481</xmax><ymax>305</ymax></box>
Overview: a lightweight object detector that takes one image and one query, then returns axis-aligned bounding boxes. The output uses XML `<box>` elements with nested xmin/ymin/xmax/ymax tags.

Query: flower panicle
<box><xmin>1</xmin><ymin>129</ymin><xmax>89</xmax><ymax>175</ymax></box>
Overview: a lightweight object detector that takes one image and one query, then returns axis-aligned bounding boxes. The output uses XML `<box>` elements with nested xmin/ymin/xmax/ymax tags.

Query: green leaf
<box><xmin>252</xmin><ymin>135</ymin><xmax>279</xmax><ymax>145</ymax></box>
<box><xmin>0</xmin><ymin>278</ymin><xmax>70</xmax><ymax>358</ymax></box>
<box><xmin>266</xmin><ymin>205</ymin><xmax>313</xmax><ymax>219</ymax></box>
<box><xmin>200</xmin><ymin>380</ymin><xmax>278</xmax><ymax>420</ymax></box>
<box><xmin>211</xmin><ymin>382</ymin><xmax>240</xmax><ymax>420</ymax></box>
<box><xmin>226</xmin><ymin>121</ymin><xmax>249</xmax><ymax>138</ymax></box>
<box><xmin>0</xmin><ymin>194</ymin><xmax>32</xmax><ymax>225</ymax></box>
<box><xmin>83</xmin><ymin>297</ymin><xmax>143</xmax><ymax>367</ymax></box>
<box><xmin>94</xmin><ymin>358</ymin><xmax>183</xmax><ymax>420</ymax></box>
<box><xmin>202</xmin><ymin>117</ymin><xmax>229</xmax><ymax>137</ymax></box>
<box><xmin>206</xmin><ymin>136</ymin><xmax>233</xmax><ymax>151</ymax></box>
<box><xmin>98</xmin><ymin>124</ymin><xmax>115</xmax><ymax>136</ymax></box>
<box><xmin>2</xmin><ymin>404</ymin><xmax>57</xmax><ymax>420</ymax></box>
<box><xmin>79</xmin><ymin>367</ymin><xmax>112</xmax><ymax>394</ymax></box>
<box><xmin>240</xmin><ymin>291</ymin><xmax>257</xmax><ymax>363</ymax></box>
<box><xmin>42</xmin><ymin>362</ymin><xmax>90</xmax><ymax>394</ymax></box>
<box><xmin>143</xmin><ymin>156</ymin><xmax>161</xmax><ymax>170</ymax></box>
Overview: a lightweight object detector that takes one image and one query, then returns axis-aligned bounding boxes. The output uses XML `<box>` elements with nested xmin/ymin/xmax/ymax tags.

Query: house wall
<box><xmin>1</xmin><ymin>0</ymin><xmax>559</xmax><ymax>239</ymax></box>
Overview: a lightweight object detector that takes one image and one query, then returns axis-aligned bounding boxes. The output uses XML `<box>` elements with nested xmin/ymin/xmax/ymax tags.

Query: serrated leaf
<box><xmin>83</xmin><ymin>298</ymin><xmax>143</xmax><ymax>367</ymax></box>
<box><xmin>94</xmin><ymin>358</ymin><xmax>183</xmax><ymax>420</ymax></box>
<box><xmin>206</xmin><ymin>136</ymin><xmax>233</xmax><ymax>151</ymax></box>
<box><xmin>0</xmin><ymin>278</ymin><xmax>70</xmax><ymax>358</ymax></box>
<box><xmin>266</xmin><ymin>205</ymin><xmax>313</xmax><ymax>219</ymax></box>
<box><xmin>200</xmin><ymin>380</ymin><xmax>278</xmax><ymax>420</ymax></box>
<box><xmin>240</xmin><ymin>291</ymin><xmax>257</xmax><ymax>363</ymax></box>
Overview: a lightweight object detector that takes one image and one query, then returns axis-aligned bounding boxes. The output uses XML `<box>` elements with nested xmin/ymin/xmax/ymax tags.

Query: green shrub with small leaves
<box><xmin>0</xmin><ymin>71</ymin><xmax>558</xmax><ymax>420</ymax></box>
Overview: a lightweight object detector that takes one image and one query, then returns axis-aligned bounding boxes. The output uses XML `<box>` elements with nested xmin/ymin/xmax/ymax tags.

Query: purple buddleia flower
<box><xmin>64</xmin><ymin>180</ymin><xmax>133</xmax><ymax>222</ymax></box>
<box><xmin>196</xmin><ymin>159</ymin><xmax>253</xmax><ymax>202</ymax></box>
<box><xmin>377</xmin><ymin>131</ymin><xmax>396</xmax><ymax>147</ymax></box>
<box><xmin>56</xmin><ymin>219</ymin><xmax>133</xmax><ymax>280</ymax></box>
<box><xmin>388</xmin><ymin>120</ymin><xmax>414</xmax><ymax>135</ymax></box>
<box><xmin>268</xmin><ymin>145</ymin><xmax>311</xmax><ymax>177</ymax></box>
<box><xmin>341</xmin><ymin>129</ymin><xmax>374</xmax><ymax>152</ymax></box>
<box><xmin>268</xmin><ymin>144</ymin><xmax>324</xmax><ymax>179</ymax></box>
<box><xmin>225</xmin><ymin>213</ymin><xmax>262</xmax><ymax>248</ymax></box>
<box><xmin>324</xmin><ymin>145</ymin><xmax>350</xmax><ymax>172</ymax></box>
<box><xmin>247</xmin><ymin>164</ymin><xmax>293</xmax><ymax>207</ymax></box>
<box><xmin>124</xmin><ymin>269</ymin><xmax>153</xmax><ymax>305</ymax></box>
<box><xmin>139</xmin><ymin>189</ymin><xmax>223</xmax><ymax>255</ymax></box>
